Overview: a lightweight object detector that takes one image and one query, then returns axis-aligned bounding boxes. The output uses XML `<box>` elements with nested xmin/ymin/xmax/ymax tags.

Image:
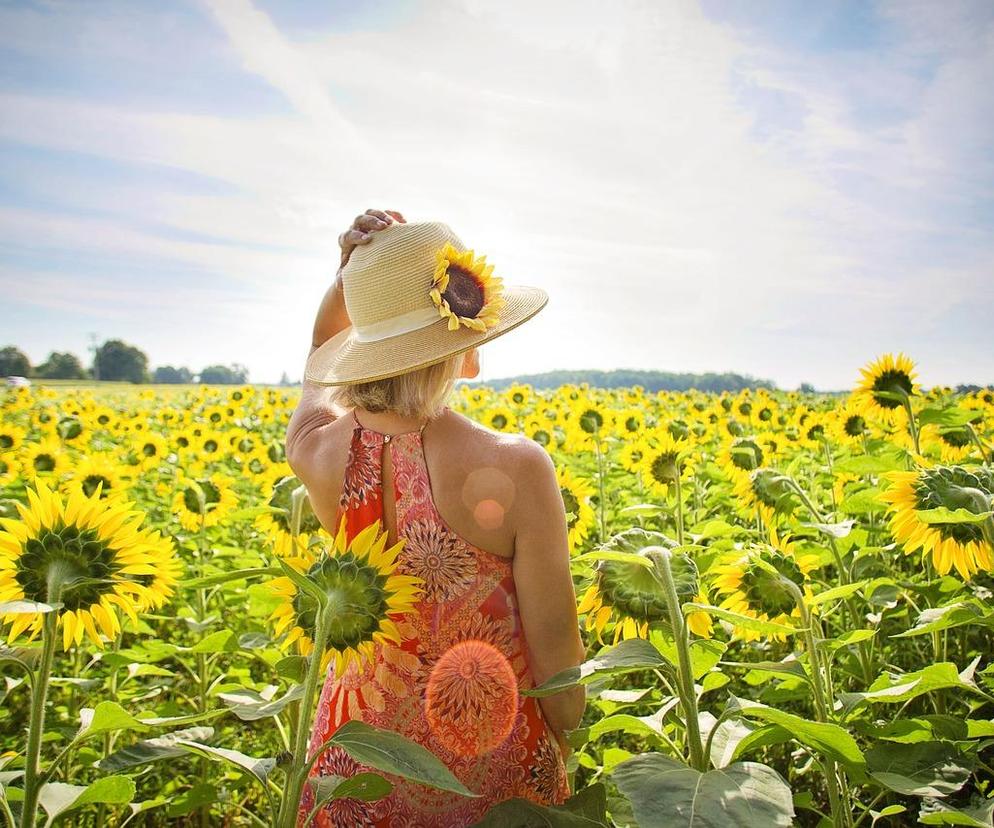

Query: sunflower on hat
<box><xmin>429</xmin><ymin>242</ymin><xmax>507</xmax><ymax>332</ymax></box>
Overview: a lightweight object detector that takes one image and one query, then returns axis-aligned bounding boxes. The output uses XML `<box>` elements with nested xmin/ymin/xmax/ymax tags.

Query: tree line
<box><xmin>0</xmin><ymin>341</ymin><xmax>250</xmax><ymax>385</ymax></box>
<box><xmin>470</xmin><ymin>368</ymin><xmax>778</xmax><ymax>393</ymax></box>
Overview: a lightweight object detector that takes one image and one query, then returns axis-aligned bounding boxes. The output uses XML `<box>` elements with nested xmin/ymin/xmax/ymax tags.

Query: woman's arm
<box><xmin>511</xmin><ymin>440</ymin><xmax>587</xmax><ymax>754</ymax></box>
<box><xmin>285</xmin><ymin>209</ymin><xmax>406</xmax><ymax>471</ymax></box>
<box><xmin>284</xmin><ymin>276</ymin><xmax>347</xmax><ymax>471</ymax></box>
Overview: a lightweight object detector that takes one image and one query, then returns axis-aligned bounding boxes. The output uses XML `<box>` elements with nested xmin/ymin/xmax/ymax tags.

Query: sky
<box><xmin>1</xmin><ymin>0</ymin><xmax>992</xmax><ymax>390</ymax></box>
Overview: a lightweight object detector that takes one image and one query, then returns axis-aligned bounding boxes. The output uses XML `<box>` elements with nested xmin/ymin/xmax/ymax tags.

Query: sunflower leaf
<box><xmin>918</xmin><ymin>406</ymin><xmax>979</xmax><ymax>427</ymax></box>
<box><xmin>523</xmin><ymin>639</ymin><xmax>669</xmax><ymax>697</ymax></box>
<box><xmin>837</xmin><ymin>663</ymin><xmax>985</xmax><ymax>714</ymax></box>
<box><xmin>726</xmin><ymin>696</ymin><xmax>865</xmax><ymax>771</ymax></box>
<box><xmin>328</xmin><ymin>720</ymin><xmax>477</xmax><ymax>797</ymax></box>
<box><xmin>38</xmin><ymin>777</ymin><xmax>135</xmax><ymax>826</ymax></box>
<box><xmin>807</xmin><ymin>580</ymin><xmax>869</xmax><ymax>607</ymax></box>
<box><xmin>277</xmin><ymin>558</ymin><xmax>328</xmax><ymax>607</ymax></box>
<box><xmin>801</xmin><ymin>520</ymin><xmax>856</xmax><ymax>539</ymax></box>
<box><xmin>0</xmin><ymin>600</ymin><xmax>61</xmax><ymax>614</ymax></box>
<box><xmin>472</xmin><ymin>787</ymin><xmax>610</xmax><ymax>826</ymax></box>
<box><xmin>174</xmin><ymin>740</ymin><xmax>276</xmax><ymax>787</ymax></box>
<box><xmin>77</xmin><ymin>701</ymin><xmax>150</xmax><ymax>739</ymax></box>
<box><xmin>181</xmin><ymin>567</ymin><xmax>282</xmax><ymax>590</ymax></box>
<box><xmin>306</xmin><ymin>772</ymin><xmax>392</xmax><ymax>820</ymax></box>
<box><xmin>866</xmin><ymin>741</ymin><xmax>973</xmax><ymax>797</ymax></box>
<box><xmin>218</xmin><ymin>683</ymin><xmax>303</xmax><ymax>721</ymax></box>
<box><xmin>611</xmin><ymin>752</ymin><xmax>795</xmax><ymax>828</ymax></box>
<box><xmin>97</xmin><ymin>726</ymin><xmax>216</xmax><ymax>772</ymax></box>
<box><xmin>572</xmin><ymin>550</ymin><xmax>654</xmax><ymax>568</ymax></box>
<box><xmin>891</xmin><ymin>601</ymin><xmax>993</xmax><ymax>639</ymax></box>
<box><xmin>915</xmin><ymin>507</ymin><xmax>993</xmax><ymax>525</ymax></box>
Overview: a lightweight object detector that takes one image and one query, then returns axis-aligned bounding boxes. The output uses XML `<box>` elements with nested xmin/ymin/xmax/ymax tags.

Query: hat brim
<box><xmin>305</xmin><ymin>284</ymin><xmax>549</xmax><ymax>386</ymax></box>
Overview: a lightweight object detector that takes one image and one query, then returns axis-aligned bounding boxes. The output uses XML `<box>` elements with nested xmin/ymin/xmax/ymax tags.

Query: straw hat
<box><xmin>305</xmin><ymin>221</ymin><xmax>549</xmax><ymax>386</ymax></box>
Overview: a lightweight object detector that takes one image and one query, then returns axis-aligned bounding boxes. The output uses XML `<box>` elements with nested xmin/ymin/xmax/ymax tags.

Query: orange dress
<box><xmin>299</xmin><ymin>407</ymin><xmax>570</xmax><ymax>827</ymax></box>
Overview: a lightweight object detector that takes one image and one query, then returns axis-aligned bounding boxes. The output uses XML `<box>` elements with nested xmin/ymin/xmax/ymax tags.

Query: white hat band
<box><xmin>352</xmin><ymin>305</ymin><xmax>442</xmax><ymax>343</ymax></box>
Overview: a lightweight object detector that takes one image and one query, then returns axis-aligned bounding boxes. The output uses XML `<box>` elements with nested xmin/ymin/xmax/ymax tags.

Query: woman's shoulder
<box><xmin>438</xmin><ymin>408</ymin><xmax>542</xmax><ymax>469</ymax></box>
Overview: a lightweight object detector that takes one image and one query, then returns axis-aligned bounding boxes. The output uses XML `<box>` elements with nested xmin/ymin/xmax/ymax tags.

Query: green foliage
<box><xmin>0</xmin><ymin>345</ymin><xmax>31</xmax><ymax>377</ymax></box>
<box><xmin>94</xmin><ymin>338</ymin><xmax>149</xmax><ymax>383</ymax></box>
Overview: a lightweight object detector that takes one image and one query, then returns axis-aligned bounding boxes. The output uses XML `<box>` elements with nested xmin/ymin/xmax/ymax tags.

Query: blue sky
<box><xmin>1</xmin><ymin>0</ymin><xmax>992</xmax><ymax>389</ymax></box>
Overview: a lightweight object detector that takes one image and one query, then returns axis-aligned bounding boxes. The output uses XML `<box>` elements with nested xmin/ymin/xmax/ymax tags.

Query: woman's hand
<box><xmin>338</xmin><ymin>208</ymin><xmax>406</xmax><ymax>270</ymax></box>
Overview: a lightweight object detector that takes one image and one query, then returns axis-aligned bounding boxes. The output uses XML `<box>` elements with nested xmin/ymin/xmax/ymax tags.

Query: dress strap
<box><xmin>350</xmin><ymin>407</ymin><xmax>435</xmax><ymax>439</ymax></box>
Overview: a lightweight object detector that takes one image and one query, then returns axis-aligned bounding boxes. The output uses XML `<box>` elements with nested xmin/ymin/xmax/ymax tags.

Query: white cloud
<box><xmin>1</xmin><ymin>0</ymin><xmax>991</xmax><ymax>387</ymax></box>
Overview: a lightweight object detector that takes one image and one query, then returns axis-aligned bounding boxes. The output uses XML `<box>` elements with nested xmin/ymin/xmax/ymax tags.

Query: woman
<box><xmin>285</xmin><ymin>209</ymin><xmax>587</xmax><ymax>826</ymax></box>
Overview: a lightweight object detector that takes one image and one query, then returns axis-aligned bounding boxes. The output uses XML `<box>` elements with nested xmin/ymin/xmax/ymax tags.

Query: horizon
<box><xmin>3</xmin><ymin>1</ymin><xmax>993</xmax><ymax>388</ymax></box>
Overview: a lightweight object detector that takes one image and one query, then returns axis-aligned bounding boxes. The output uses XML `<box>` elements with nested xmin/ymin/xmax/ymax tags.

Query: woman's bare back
<box><xmin>305</xmin><ymin>406</ymin><xmax>525</xmax><ymax>559</ymax></box>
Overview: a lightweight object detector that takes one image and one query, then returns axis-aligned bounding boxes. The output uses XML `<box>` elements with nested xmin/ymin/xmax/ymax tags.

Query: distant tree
<box><xmin>199</xmin><ymin>363</ymin><xmax>249</xmax><ymax>385</ymax></box>
<box><xmin>94</xmin><ymin>339</ymin><xmax>148</xmax><ymax>383</ymax></box>
<box><xmin>464</xmin><ymin>368</ymin><xmax>776</xmax><ymax>393</ymax></box>
<box><xmin>36</xmin><ymin>351</ymin><xmax>87</xmax><ymax>379</ymax></box>
<box><xmin>279</xmin><ymin>371</ymin><xmax>293</xmax><ymax>386</ymax></box>
<box><xmin>798</xmin><ymin>382</ymin><xmax>816</xmax><ymax>394</ymax></box>
<box><xmin>153</xmin><ymin>365</ymin><xmax>193</xmax><ymax>384</ymax></box>
<box><xmin>0</xmin><ymin>346</ymin><xmax>31</xmax><ymax>378</ymax></box>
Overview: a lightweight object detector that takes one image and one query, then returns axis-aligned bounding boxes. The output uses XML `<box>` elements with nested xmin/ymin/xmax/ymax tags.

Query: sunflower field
<box><xmin>1</xmin><ymin>353</ymin><xmax>993</xmax><ymax>827</ymax></box>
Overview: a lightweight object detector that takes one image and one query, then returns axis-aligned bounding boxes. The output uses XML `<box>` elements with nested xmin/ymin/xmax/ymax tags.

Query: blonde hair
<box><xmin>331</xmin><ymin>351</ymin><xmax>469</xmax><ymax>421</ymax></box>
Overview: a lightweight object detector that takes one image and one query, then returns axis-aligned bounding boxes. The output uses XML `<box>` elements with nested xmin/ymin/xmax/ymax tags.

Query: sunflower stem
<box><xmin>0</xmin><ymin>793</ymin><xmax>14</xmax><ymax>828</ymax></box>
<box><xmin>278</xmin><ymin>604</ymin><xmax>332</xmax><ymax>828</ymax></box>
<box><xmin>653</xmin><ymin>549</ymin><xmax>706</xmax><ymax>771</ymax></box>
<box><xmin>290</xmin><ymin>485</ymin><xmax>308</xmax><ymax>555</ymax></box>
<box><xmin>20</xmin><ymin>587</ymin><xmax>61</xmax><ymax>828</ymax></box>
<box><xmin>673</xmin><ymin>475</ymin><xmax>685</xmax><ymax>546</ymax></box>
<box><xmin>195</xmin><ymin>512</ymin><xmax>212</xmax><ymax>828</ymax></box>
<box><xmin>821</xmin><ymin>438</ymin><xmax>839</xmax><ymax>520</ymax></box>
<box><xmin>902</xmin><ymin>395</ymin><xmax>920</xmax><ymax>456</ymax></box>
<box><xmin>965</xmin><ymin>424</ymin><xmax>992</xmax><ymax>465</ymax></box>
<box><xmin>593</xmin><ymin>433</ymin><xmax>607</xmax><ymax>544</ymax></box>
<box><xmin>786</xmin><ymin>580</ymin><xmax>851</xmax><ymax>828</ymax></box>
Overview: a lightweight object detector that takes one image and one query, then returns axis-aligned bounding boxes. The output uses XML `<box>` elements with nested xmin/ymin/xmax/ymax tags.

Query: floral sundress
<box><xmin>299</xmin><ymin>406</ymin><xmax>570</xmax><ymax>827</ymax></box>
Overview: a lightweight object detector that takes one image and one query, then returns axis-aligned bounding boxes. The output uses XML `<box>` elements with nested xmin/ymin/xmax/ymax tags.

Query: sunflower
<box><xmin>130</xmin><ymin>432</ymin><xmax>170</xmax><ymax>472</ymax></box>
<box><xmin>854</xmin><ymin>353</ymin><xmax>919</xmax><ymax>421</ymax></box>
<box><xmin>573</xmin><ymin>404</ymin><xmax>612</xmax><ymax>439</ymax></box>
<box><xmin>91</xmin><ymin>405</ymin><xmax>119</xmax><ymax>430</ymax></box>
<box><xmin>613</xmin><ymin>407</ymin><xmax>647</xmax><ymax>439</ymax></box>
<box><xmin>429</xmin><ymin>242</ymin><xmax>506</xmax><ymax>332</ymax></box>
<box><xmin>919</xmin><ymin>424</ymin><xmax>975</xmax><ymax>463</ymax></box>
<box><xmin>482</xmin><ymin>406</ymin><xmax>517</xmax><ymax>433</ymax></box>
<box><xmin>576</xmin><ymin>527</ymin><xmax>711</xmax><ymax>644</ymax></box>
<box><xmin>710</xmin><ymin>529</ymin><xmax>820</xmax><ymax>642</ymax></box>
<box><xmin>879</xmin><ymin>466</ymin><xmax>994</xmax><ymax>580</ymax></box>
<box><xmin>733</xmin><ymin>467</ymin><xmax>797</xmax><ymax>526</ymax></box>
<box><xmin>523</xmin><ymin>416</ymin><xmax>557</xmax><ymax>450</ymax></box>
<box><xmin>619</xmin><ymin>438</ymin><xmax>649</xmax><ymax>474</ymax></box>
<box><xmin>0</xmin><ymin>454</ymin><xmax>19</xmax><ymax>487</ymax></box>
<box><xmin>0</xmin><ymin>423</ymin><xmax>27</xmax><ymax>453</ymax></box>
<box><xmin>503</xmin><ymin>383</ymin><xmax>533</xmax><ymax>409</ymax></box>
<box><xmin>172</xmin><ymin>472</ymin><xmax>238</xmax><ymax>532</ymax></box>
<box><xmin>56</xmin><ymin>415</ymin><xmax>86</xmax><ymax>444</ymax></box>
<box><xmin>189</xmin><ymin>429</ymin><xmax>228</xmax><ymax>464</ymax></box>
<box><xmin>830</xmin><ymin>398</ymin><xmax>871</xmax><ymax>446</ymax></box>
<box><xmin>556</xmin><ymin>465</ymin><xmax>596</xmax><ymax>554</ymax></box>
<box><xmin>718</xmin><ymin>436</ymin><xmax>766</xmax><ymax>480</ymax></box>
<box><xmin>64</xmin><ymin>453</ymin><xmax>130</xmax><ymax>502</ymax></box>
<box><xmin>639</xmin><ymin>430</ymin><xmax>693</xmax><ymax>496</ymax></box>
<box><xmin>0</xmin><ymin>479</ymin><xmax>180</xmax><ymax>650</ymax></box>
<box><xmin>255</xmin><ymin>475</ymin><xmax>327</xmax><ymax>557</ymax></box>
<box><xmin>267</xmin><ymin>516</ymin><xmax>423</xmax><ymax>678</ymax></box>
<box><xmin>21</xmin><ymin>438</ymin><xmax>70</xmax><ymax>480</ymax></box>
<box><xmin>563</xmin><ymin>404</ymin><xmax>613</xmax><ymax>453</ymax></box>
